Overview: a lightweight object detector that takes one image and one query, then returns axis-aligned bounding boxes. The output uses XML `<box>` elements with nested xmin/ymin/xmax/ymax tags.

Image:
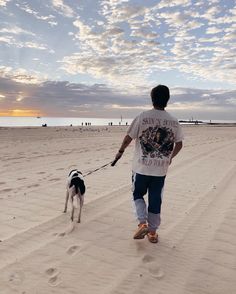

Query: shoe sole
<box><xmin>147</xmin><ymin>234</ymin><xmax>158</xmax><ymax>243</ymax></box>
<box><xmin>133</xmin><ymin>227</ymin><xmax>149</xmax><ymax>239</ymax></box>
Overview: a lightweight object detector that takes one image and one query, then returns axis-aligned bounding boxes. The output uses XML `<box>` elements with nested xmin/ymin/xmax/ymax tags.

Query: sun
<box><xmin>0</xmin><ymin>109</ymin><xmax>43</xmax><ymax>117</ymax></box>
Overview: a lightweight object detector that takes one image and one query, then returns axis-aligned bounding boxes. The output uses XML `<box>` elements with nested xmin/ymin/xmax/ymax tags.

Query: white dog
<box><xmin>64</xmin><ymin>170</ymin><xmax>86</xmax><ymax>223</ymax></box>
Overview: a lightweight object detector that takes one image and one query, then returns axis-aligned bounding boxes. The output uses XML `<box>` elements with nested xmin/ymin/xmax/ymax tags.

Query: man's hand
<box><xmin>111</xmin><ymin>151</ymin><xmax>123</xmax><ymax>166</ymax></box>
<box><xmin>169</xmin><ymin>141</ymin><xmax>183</xmax><ymax>166</ymax></box>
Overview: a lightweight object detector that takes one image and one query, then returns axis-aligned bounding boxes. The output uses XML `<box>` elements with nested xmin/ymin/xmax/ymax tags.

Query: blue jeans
<box><xmin>132</xmin><ymin>172</ymin><xmax>166</xmax><ymax>232</ymax></box>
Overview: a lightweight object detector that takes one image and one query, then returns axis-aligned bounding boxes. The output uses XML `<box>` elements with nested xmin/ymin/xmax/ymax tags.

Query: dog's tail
<box><xmin>70</xmin><ymin>177</ymin><xmax>86</xmax><ymax>195</ymax></box>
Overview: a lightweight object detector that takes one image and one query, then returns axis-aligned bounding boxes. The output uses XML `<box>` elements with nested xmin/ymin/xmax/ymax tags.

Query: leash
<box><xmin>83</xmin><ymin>158</ymin><xmax>118</xmax><ymax>177</ymax></box>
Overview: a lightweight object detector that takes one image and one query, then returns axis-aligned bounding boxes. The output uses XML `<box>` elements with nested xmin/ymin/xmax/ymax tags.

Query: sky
<box><xmin>0</xmin><ymin>0</ymin><xmax>235</xmax><ymax>120</ymax></box>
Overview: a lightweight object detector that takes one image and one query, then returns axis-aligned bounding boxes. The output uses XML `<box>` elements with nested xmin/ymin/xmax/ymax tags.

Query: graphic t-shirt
<box><xmin>127</xmin><ymin>109</ymin><xmax>184</xmax><ymax>176</ymax></box>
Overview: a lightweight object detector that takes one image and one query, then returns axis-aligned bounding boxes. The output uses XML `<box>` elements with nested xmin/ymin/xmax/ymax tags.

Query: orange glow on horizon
<box><xmin>0</xmin><ymin>109</ymin><xmax>43</xmax><ymax>117</ymax></box>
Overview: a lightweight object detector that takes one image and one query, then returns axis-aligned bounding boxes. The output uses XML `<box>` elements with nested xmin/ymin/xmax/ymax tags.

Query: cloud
<box><xmin>0</xmin><ymin>0</ymin><xmax>10</xmax><ymax>7</ymax></box>
<box><xmin>51</xmin><ymin>0</ymin><xmax>74</xmax><ymax>17</ymax></box>
<box><xmin>0</xmin><ymin>34</ymin><xmax>48</xmax><ymax>50</ymax></box>
<box><xmin>0</xmin><ymin>25</ymin><xmax>35</xmax><ymax>36</ymax></box>
<box><xmin>15</xmin><ymin>2</ymin><xmax>57</xmax><ymax>26</ymax></box>
<box><xmin>0</xmin><ymin>66</ymin><xmax>47</xmax><ymax>84</ymax></box>
<box><xmin>0</xmin><ymin>93</ymin><xmax>6</xmax><ymax>100</ymax></box>
<box><xmin>206</xmin><ymin>26</ymin><xmax>222</xmax><ymax>34</ymax></box>
<box><xmin>157</xmin><ymin>0</ymin><xmax>191</xmax><ymax>9</ymax></box>
<box><xmin>0</xmin><ymin>69</ymin><xmax>235</xmax><ymax>119</ymax></box>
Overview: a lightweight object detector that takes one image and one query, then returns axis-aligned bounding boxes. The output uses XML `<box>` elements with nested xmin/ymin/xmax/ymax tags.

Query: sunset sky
<box><xmin>0</xmin><ymin>0</ymin><xmax>235</xmax><ymax>120</ymax></box>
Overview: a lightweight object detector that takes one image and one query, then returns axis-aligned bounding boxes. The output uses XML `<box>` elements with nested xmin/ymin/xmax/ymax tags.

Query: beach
<box><xmin>0</xmin><ymin>124</ymin><xmax>236</xmax><ymax>294</ymax></box>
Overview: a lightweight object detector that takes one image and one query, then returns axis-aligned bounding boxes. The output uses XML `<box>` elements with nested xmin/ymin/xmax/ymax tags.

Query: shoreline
<box><xmin>0</xmin><ymin>122</ymin><xmax>236</xmax><ymax>130</ymax></box>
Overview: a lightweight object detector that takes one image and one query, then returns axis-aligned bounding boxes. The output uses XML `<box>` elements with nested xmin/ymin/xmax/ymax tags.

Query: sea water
<box><xmin>0</xmin><ymin>117</ymin><xmax>235</xmax><ymax>127</ymax></box>
<box><xmin>0</xmin><ymin>117</ymin><xmax>133</xmax><ymax>127</ymax></box>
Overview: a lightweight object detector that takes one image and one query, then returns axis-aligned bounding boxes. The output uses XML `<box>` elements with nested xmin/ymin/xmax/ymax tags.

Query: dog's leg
<box><xmin>77</xmin><ymin>194</ymin><xmax>84</xmax><ymax>223</ymax></box>
<box><xmin>71</xmin><ymin>199</ymin><xmax>75</xmax><ymax>222</ymax></box>
<box><xmin>64</xmin><ymin>190</ymin><xmax>69</xmax><ymax>213</ymax></box>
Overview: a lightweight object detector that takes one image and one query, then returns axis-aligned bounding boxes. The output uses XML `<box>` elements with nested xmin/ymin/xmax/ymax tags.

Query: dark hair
<box><xmin>151</xmin><ymin>85</ymin><xmax>170</xmax><ymax>108</ymax></box>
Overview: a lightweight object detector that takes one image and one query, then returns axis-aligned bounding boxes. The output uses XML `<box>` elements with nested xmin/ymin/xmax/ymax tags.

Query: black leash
<box><xmin>83</xmin><ymin>158</ymin><xmax>119</xmax><ymax>177</ymax></box>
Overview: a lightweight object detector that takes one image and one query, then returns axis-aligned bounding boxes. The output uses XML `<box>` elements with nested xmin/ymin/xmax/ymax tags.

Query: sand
<box><xmin>0</xmin><ymin>124</ymin><xmax>236</xmax><ymax>294</ymax></box>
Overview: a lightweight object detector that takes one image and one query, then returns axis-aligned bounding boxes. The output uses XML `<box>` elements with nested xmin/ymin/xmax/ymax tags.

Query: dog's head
<box><xmin>69</xmin><ymin>169</ymin><xmax>83</xmax><ymax>177</ymax></box>
<box><xmin>68</xmin><ymin>169</ymin><xmax>85</xmax><ymax>185</ymax></box>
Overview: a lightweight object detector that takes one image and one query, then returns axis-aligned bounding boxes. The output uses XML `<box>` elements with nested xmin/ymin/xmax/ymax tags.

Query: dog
<box><xmin>63</xmin><ymin>169</ymin><xmax>86</xmax><ymax>223</ymax></box>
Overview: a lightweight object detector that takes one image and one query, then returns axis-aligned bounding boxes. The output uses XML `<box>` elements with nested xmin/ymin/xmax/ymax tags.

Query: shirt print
<box><xmin>139</xmin><ymin>125</ymin><xmax>175</xmax><ymax>159</ymax></box>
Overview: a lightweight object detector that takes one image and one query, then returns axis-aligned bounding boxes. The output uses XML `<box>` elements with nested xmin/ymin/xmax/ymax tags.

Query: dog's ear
<box><xmin>77</xmin><ymin>171</ymin><xmax>82</xmax><ymax>175</ymax></box>
<box><xmin>69</xmin><ymin>169</ymin><xmax>77</xmax><ymax>176</ymax></box>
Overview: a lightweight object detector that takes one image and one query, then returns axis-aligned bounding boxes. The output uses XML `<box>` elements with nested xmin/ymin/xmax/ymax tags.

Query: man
<box><xmin>114</xmin><ymin>85</ymin><xmax>183</xmax><ymax>243</ymax></box>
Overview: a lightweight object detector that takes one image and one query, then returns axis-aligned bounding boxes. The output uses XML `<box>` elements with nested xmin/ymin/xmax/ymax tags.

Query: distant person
<box><xmin>113</xmin><ymin>85</ymin><xmax>184</xmax><ymax>243</ymax></box>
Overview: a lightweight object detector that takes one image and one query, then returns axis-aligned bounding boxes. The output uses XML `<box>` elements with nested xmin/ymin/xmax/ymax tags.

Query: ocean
<box><xmin>0</xmin><ymin>116</ymin><xmax>133</xmax><ymax>127</ymax></box>
<box><xmin>0</xmin><ymin>117</ymin><xmax>235</xmax><ymax>127</ymax></box>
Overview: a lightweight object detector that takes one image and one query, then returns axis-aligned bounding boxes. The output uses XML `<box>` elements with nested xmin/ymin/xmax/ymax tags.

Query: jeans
<box><xmin>132</xmin><ymin>172</ymin><xmax>166</xmax><ymax>232</ymax></box>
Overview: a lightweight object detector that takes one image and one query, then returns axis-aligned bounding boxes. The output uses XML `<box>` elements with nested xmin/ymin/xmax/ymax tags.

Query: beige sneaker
<box><xmin>133</xmin><ymin>223</ymin><xmax>148</xmax><ymax>239</ymax></box>
<box><xmin>147</xmin><ymin>232</ymin><xmax>158</xmax><ymax>243</ymax></box>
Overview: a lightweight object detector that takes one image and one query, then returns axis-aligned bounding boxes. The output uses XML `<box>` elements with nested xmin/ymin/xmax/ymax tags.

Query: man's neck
<box><xmin>154</xmin><ymin>106</ymin><xmax>165</xmax><ymax>111</ymax></box>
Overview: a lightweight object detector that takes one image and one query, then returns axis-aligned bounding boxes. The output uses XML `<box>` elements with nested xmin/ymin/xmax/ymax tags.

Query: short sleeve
<box><xmin>127</xmin><ymin>115</ymin><xmax>140</xmax><ymax>139</ymax></box>
<box><xmin>175</xmin><ymin>123</ymin><xmax>184</xmax><ymax>142</ymax></box>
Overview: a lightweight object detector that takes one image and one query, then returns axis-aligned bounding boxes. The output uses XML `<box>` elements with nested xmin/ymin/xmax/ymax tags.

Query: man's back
<box><xmin>127</xmin><ymin>108</ymin><xmax>183</xmax><ymax>176</ymax></box>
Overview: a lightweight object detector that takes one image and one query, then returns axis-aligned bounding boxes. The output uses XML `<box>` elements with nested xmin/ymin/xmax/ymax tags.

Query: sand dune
<box><xmin>0</xmin><ymin>125</ymin><xmax>236</xmax><ymax>294</ymax></box>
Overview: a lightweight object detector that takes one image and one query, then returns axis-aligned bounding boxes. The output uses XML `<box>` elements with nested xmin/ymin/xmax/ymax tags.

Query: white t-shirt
<box><xmin>127</xmin><ymin>109</ymin><xmax>184</xmax><ymax>176</ymax></box>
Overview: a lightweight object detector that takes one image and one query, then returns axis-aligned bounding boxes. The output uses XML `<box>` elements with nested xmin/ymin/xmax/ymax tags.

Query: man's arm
<box><xmin>169</xmin><ymin>141</ymin><xmax>183</xmax><ymax>165</ymax></box>
<box><xmin>114</xmin><ymin>135</ymin><xmax>133</xmax><ymax>161</ymax></box>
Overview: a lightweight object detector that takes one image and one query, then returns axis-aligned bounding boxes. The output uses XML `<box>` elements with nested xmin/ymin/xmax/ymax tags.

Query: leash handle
<box><xmin>111</xmin><ymin>158</ymin><xmax>119</xmax><ymax>166</ymax></box>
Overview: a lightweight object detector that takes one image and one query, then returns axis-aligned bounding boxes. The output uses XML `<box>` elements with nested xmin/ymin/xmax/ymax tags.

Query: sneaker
<box><xmin>133</xmin><ymin>223</ymin><xmax>148</xmax><ymax>239</ymax></box>
<box><xmin>147</xmin><ymin>232</ymin><xmax>158</xmax><ymax>243</ymax></box>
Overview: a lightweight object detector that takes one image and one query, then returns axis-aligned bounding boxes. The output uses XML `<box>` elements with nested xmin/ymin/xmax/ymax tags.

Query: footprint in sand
<box><xmin>46</xmin><ymin>267</ymin><xmax>61</xmax><ymax>287</ymax></box>
<box><xmin>58</xmin><ymin>232</ymin><xmax>66</xmax><ymax>237</ymax></box>
<box><xmin>57</xmin><ymin>222</ymin><xmax>76</xmax><ymax>237</ymax></box>
<box><xmin>0</xmin><ymin>188</ymin><xmax>12</xmax><ymax>193</ymax></box>
<box><xmin>27</xmin><ymin>184</ymin><xmax>40</xmax><ymax>188</ymax></box>
<box><xmin>45</xmin><ymin>267</ymin><xmax>58</xmax><ymax>276</ymax></box>
<box><xmin>142</xmin><ymin>254</ymin><xmax>153</xmax><ymax>264</ymax></box>
<box><xmin>8</xmin><ymin>271</ymin><xmax>25</xmax><ymax>285</ymax></box>
<box><xmin>142</xmin><ymin>255</ymin><xmax>165</xmax><ymax>279</ymax></box>
<box><xmin>148</xmin><ymin>263</ymin><xmax>164</xmax><ymax>279</ymax></box>
<box><xmin>66</xmin><ymin>245</ymin><xmax>80</xmax><ymax>256</ymax></box>
<box><xmin>49</xmin><ymin>178</ymin><xmax>61</xmax><ymax>182</ymax></box>
<box><xmin>37</xmin><ymin>171</ymin><xmax>46</xmax><ymax>174</ymax></box>
<box><xmin>48</xmin><ymin>274</ymin><xmax>61</xmax><ymax>287</ymax></box>
<box><xmin>52</xmin><ymin>231</ymin><xmax>68</xmax><ymax>237</ymax></box>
